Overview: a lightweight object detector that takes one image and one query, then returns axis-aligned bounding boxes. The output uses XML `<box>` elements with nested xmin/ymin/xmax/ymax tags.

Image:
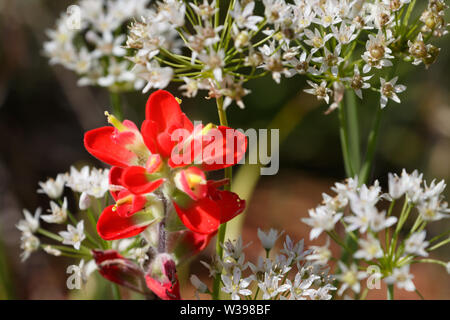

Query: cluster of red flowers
<box><xmin>84</xmin><ymin>90</ymin><xmax>247</xmax><ymax>299</ymax></box>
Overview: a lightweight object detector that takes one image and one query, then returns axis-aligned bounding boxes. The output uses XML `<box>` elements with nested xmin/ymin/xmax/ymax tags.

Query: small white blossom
<box><xmin>221</xmin><ymin>268</ymin><xmax>253</xmax><ymax>300</ymax></box>
<box><xmin>37</xmin><ymin>174</ymin><xmax>66</xmax><ymax>199</ymax></box>
<box><xmin>385</xmin><ymin>265</ymin><xmax>415</xmax><ymax>292</ymax></box>
<box><xmin>405</xmin><ymin>231</ymin><xmax>429</xmax><ymax>257</ymax></box>
<box><xmin>302</xmin><ymin>206</ymin><xmax>342</xmax><ymax>240</ymax></box>
<box><xmin>379</xmin><ymin>77</ymin><xmax>407</xmax><ymax>109</ymax></box>
<box><xmin>257</xmin><ymin>228</ymin><xmax>284</xmax><ymax>251</ymax></box>
<box><xmin>17</xmin><ymin>208</ymin><xmax>41</xmax><ymax>234</ymax></box>
<box><xmin>354</xmin><ymin>233</ymin><xmax>383</xmax><ymax>260</ymax></box>
<box><xmin>59</xmin><ymin>221</ymin><xmax>86</xmax><ymax>250</ymax></box>
<box><xmin>41</xmin><ymin>197</ymin><xmax>68</xmax><ymax>224</ymax></box>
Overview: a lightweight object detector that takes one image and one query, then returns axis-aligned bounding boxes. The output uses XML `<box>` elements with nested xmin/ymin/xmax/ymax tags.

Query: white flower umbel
<box><xmin>59</xmin><ymin>221</ymin><xmax>86</xmax><ymax>250</ymax></box>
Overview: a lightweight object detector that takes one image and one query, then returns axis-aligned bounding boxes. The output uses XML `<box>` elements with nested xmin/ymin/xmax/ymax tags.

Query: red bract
<box><xmin>92</xmin><ymin>250</ymin><xmax>151</xmax><ymax>296</ymax></box>
<box><xmin>84</xmin><ymin>89</ymin><xmax>247</xmax><ymax>238</ymax></box>
<box><xmin>145</xmin><ymin>255</ymin><xmax>181</xmax><ymax>300</ymax></box>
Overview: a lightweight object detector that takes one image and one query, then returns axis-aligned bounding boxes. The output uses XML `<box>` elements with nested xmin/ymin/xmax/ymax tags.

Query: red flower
<box><xmin>84</xmin><ymin>90</ymin><xmax>247</xmax><ymax>238</ymax></box>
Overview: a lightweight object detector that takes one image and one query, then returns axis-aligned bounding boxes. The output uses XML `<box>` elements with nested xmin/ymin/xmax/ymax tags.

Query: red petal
<box><xmin>97</xmin><ymin>205</ymin><xmax>150</xmax><ymax>240</ymax></box>
<box><xmin>145</xmin><ymin>275</ymin><xmax>181</xmax><ymax>300</ymax></box>
<box><xmin>208</xmin><ymin>185</ymin><xmax>246</xmax><ymax>223</ymax></box>
<box><xmin>84</xmin><ymin>127</ymin><xmax>137</xmax><ymax>167</ymax></box>
<box><xmin>174</xmin><ymin>167</ymin><xmax>207</xmax><ymax>201</ymax></box>
<box><xmin>116</xmin><ymin>193</ymin><xmax>147</xmax><ymax>218</ymax></box>
<box><xmin>122</xmin><ymin>166</ymin><xmax>164</xmax><ymax>195</ymax></box>
<box><xmin>201</xmin><ymin>126</ymin><xmax>247</xmax><ymax>171</ymax></box>
<box><xmin>145</xmin><ymin>90</ymin><xmax>192</xmax><ymax>132</ymax></box>
<box><xmin>182</xmin><ymin>230</ymin><xmax>216</xmax><ymax>254</ymax></box>
<box><xmin>109</xmin><ymin>166</ymin><xmax>125</xmax><ymax>201</ymax></box>
<box><xmin>173</xmin><ymin>198</ymin><xmax>221</xmax><ymax>235</ymax></box>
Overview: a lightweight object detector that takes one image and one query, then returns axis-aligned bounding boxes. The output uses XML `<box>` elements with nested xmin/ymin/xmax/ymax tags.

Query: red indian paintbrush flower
<box><xmin>84</xmin><ymin>90</ymin><xmax>247</xmax><ymax>239</ymax></box>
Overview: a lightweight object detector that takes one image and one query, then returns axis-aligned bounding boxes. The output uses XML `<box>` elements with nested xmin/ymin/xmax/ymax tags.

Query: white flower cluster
<box><xmin>302</xmin><ymin>170</ymin><xmax>449</xmax><ymax>296</ymax></box>
<box><xmin>44</xmin><ymin>0</ymin><xmax>152</xmax><ymax>91</ymax></box>
<box><xmin>192</xmin><ymin>234</ymin><xmax>336</xmax><ymax>300</ymax></box>
<box><xmin>126</xmin><ymin>0</ymin><xmax>448</xmax><ymax>111</ymax></box>
<box><xmin>17</xmin><ymin>165</ymin><xmax>158</xmax><ymax>290</ymax></box>
<box><xmin>17</xmin><ymin>166</ymin><xmax>109</xmax><ymax>262</ymax></box>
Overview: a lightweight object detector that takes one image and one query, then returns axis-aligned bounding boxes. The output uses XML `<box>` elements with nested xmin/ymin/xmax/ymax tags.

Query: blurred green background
<box><xmin>0</xmin><ymin>0</ymin><xmax>449</xmax><ymax>299</ymax></box>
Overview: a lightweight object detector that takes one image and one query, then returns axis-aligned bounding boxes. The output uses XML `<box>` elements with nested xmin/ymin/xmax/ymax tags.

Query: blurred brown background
<box><xmin>0</xmin><ymin>0</ymin><xmax>449</xmax><ymax>299</ymax></box>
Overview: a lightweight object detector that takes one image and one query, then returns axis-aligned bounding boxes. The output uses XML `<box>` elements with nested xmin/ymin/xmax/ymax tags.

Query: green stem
<box><xmin>212</xmin><ymin>96</ymin><xmax>230</xmax><ymax>300</ymax></box>
<box><xmin>359</xmin><ymin>107</ymin><xmax>383</xmax><ymax>184</ymax></box>
<box><xmin>339</xmin><ymin>102</ymin><xmax>353</xmax><ymax>177</ymax></box>
<box><xmin>110</xmin><ymin>91</ymin><xmax>123</xmax><ymax>121</ymax></box>
<box><xmin>346</xmin><ymin>91</ymin><xmax>361</xmax><ymax>174</ymax></box>
<box><xmin>387</xmin><ymin>284</ymin><xmax>394</xmax><ymax>300</ymax></box>
<box><xmin>111</xmin><ymin>283</ymin><xmax>122</xmax><ymax>300</ymax></box>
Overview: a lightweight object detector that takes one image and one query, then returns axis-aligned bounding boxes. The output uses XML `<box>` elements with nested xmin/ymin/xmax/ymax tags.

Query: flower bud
<box><xmin>79</xmin><ymin>191</ymin><xmax>91</xmax><ymax>210</ymax></box>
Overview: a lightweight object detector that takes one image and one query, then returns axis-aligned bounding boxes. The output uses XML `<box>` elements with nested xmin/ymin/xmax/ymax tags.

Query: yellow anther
<box><xmin>175</xmin><ymin>97</ymin><xmax>182</xmax><ymax>104</ymax></box>
<box><xmin>187</xmin><ymin>173</ymin><xmax>206</xmax><ymax>187</ymax></box>
<box><xmin>105</xmin><ymin>111</ymin><xmax>127</xmax><ymax>132</ymax></box>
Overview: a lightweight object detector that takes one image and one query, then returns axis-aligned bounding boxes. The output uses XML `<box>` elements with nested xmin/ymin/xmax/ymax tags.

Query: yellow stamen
<box><xmin>105</xmin><ymin>111</ymin><xmax>127</xmax><ymax>132</ymax></box>
<box><xmin>175</xmin><ymin>97</ymin><xmax>182</xmax><ymax>104</ymax></box>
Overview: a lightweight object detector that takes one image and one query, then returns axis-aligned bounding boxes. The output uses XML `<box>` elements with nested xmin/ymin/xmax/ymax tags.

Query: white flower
<box><xmin>59</xmin><ymin>221</ymin><xmax>86</xmax><ymax>250</ymax></box>
<box><xmin>336</xmin><ymin>262</ymin><xmax>366</xmax><ymax>296</ymax></box>
<box><xmin>37</xmin><ymin>174</ymin><xmax>66</xmax><ymax>199</ymax></box>
<box><xmin>221</xmin><ymin>268</ymin><xmax>253</xmax><ymax>300</ymax></box>
<box><xmin>379</xmin><ymin>77</ymin><xmax>407</xmax><ymax>109</ymax></box>
<box><xmin>258</xmin><ymin>272</ymin><xmax>290</xmax><ymax>300</ymax></box>
<box><xmin>388</xmin><ymin>171</ymin><xmax>409</xmax><ymax>199</ymax></box>
<box><xmin>41</xmin><ymin>197</ymin><xmax>68</xmax><ymax>224</ymax></box>
<box><xmin>362</xmin><ymin>30</ymin><xmax>393</xmax><ymax>73</ymax></box>
<box><xmin>312</xmin><ymin>45</ymin><xmax>344</xmax><ymax>76</ymax></box>
<box><xmin>416</xmin><ymin>196</ymin><xmax>450</xmax><ymax>221</ymax></box>
<box><xmin>354</xmin><ymin>233</ymin><xmax>383</xmax><ymax>260</ymax></box>
<box><xmin>230</xmin><ymin>1</ymin><xmax>263</xmax><ymax>31</ymax></box>
<box><xmin>20</xmin><ymin>232</ymin><xmax>40</xmax><ymax>262</ymax></box>
<box><xmin>302</xmin><ymin>205</ymin><xmax>342</xmax><ymax>240</ymax></box>
<box><xmin>281</xmin><ymin>236</ymin><xmax>308</xmax><ymax>263</ymax></box>
<box><xmin>306</xmin><ymin>238</ymin><xmax>331</xmax><ymax>265</ymax></box>
<box><xmin>331</xmin><ymin>23</ymin><xmax>357</xmax><ymax>45</ymax></box>
<box><xmin>305</xmin><ymin>284</ymin><xmax>335</xmax><ymax>300</ymax></box>
<box><xmin>385</xmin><ymin>265</ymin><xmax>415</xmax><ymax>292</ymax></box>
<box><xmin>190</xmin><ymin>274</ymin><xmax>208</xmax><ymax>293</ymax></box>
<box><xmin>286</xmin><ymin>273</ymin><xmax>317</xmax><ymax>300</ymax></box>
<box><xmin>17</xmin><ymin>208</ymin><xmax>41</xmax><ymax>234</ymax></box>
<box><xmin>345</xmin><ymin>65</ymin><xmax>372</xmax><ymax>99</ymax></box>
<box><xmin>257</xmin><ymin>228</ymin><xmax>284</xmax><ymax>251</ymax></box>
<box><xmin>304</xmin><ymin>80</ymin><xmax>333</xmax><ymax>104</ymax></box>
<box><xmin>405</xmin><ymin>231</ymin><xmax>429</xmax><ymax>257</ymax></box>
<box><xmin>138</xmin><ymin>61</ymin><xmax>173</xmax><ymax>93</ymax></box>
<box><xmin>303</xmin><ymin>28</ymin><xmax>333</xmax><ymax>54</ymax></box>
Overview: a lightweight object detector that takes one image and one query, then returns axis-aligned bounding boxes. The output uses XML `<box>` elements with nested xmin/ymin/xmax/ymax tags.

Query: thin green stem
<box><xmin>387</xmin><ymin>284</ymin><xmax>394</xmax><ymax>300</ymax></box>
<box><xmin>359</xmin><ymin>107</ymin><xmax>383</xmax><ymax>184</ymax></box>
<box><xmin>346</xmin><ymin>91</ymin><xmax>361</xmax><ymax>174</ymax></box>
<box><xmin>212</xmin><ymin>96</ymin><xmax>230</xmax><ymax>300</ymax></box>
<box><xmin>110</xmin><ymin>92</ymin><xmax>123</xmax><ymax>121</ymax></box>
